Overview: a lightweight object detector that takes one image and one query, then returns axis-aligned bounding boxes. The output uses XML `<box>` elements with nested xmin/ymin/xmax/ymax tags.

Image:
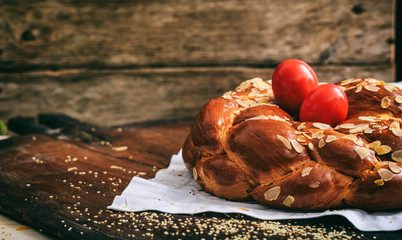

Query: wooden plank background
<box><xmin>0</xmin><ymin>0</ymin><xmax>395</xmax><ymax>126</ymax></box>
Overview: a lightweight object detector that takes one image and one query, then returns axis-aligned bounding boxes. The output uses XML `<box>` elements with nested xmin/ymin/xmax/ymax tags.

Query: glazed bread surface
<box><xmin>183</xmin><ymin>78</ymin><xmax>402</xmax><ymax>210</ymax></box>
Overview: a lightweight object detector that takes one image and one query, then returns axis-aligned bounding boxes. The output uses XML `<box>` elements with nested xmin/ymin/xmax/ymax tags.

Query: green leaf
<box><xmin>0</xmin><ymin>120</ymin><xmax>7</xmax><ymax>135</ymax></box>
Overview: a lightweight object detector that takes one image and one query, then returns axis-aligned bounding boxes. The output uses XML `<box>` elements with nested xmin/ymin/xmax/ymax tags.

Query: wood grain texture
<box><xmin>0</xmin><ymin>120</ymin><xmax>190</xmax><ymax>239</ymax></box>
<box><xmin>0</xmin><ymin>65</ymin><xmax>393</xmax><ymax>126</ymax></box>
<box><xmin>1</xmin><ymin>116</ymin><xmax>401</xmax><ymax>239</ymax></box>
<box><xmin>0</xmin><ymin>0</ymin><xmax>393</xmax><ymax>70</ymax></box>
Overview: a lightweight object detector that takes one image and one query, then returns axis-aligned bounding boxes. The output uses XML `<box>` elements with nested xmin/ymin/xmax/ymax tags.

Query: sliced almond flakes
<box><xmin>301</xmin><ymin>167</ymin><xmax>313</xmax><ymax>177</ymax></box>
<box><xmin>364</xmin><ymin>128</ymin><xmax>374</xmax><ymax>134</ymax></box>
<box><xmin>390</xmin><ymin>121</ymin><xmax>400</xmax><ymax>129</ymax></box>
<box><xmin>309</xmin><ymin>182</ymin><xmax>320</xmax><ymax>188</ymax></box>
<box><xmin>377</xmin><ymin>168</ymin><xmax>394</xmax><ymax>181</ymax></box>
<box><xmin>325</xmin><ymin>135</ymin><xmax>337</xmax><ymax>143</ymax></box>
<box><xmin>374</xmin><ymin>145</ymin><xmax>392</xmax><ymax>155</ymax></box>
<box><xmin>255</xmin><ymin>97</ymin><xmax>271</xmax><ymax>103</ymax></box>
<box><xmin>391</xmin><ymin>128</ymin><xmax>402</xmax><ymax>137</ymax></box>
<box><xmin>297</xmin><ymin>135</ymin><xmax>307</xmax><ymax>143</ymax></box>
<box><xmin>391</xmin><ymin>150</ymin><xmax>402</xmax><ymax>163</ymax></box>
<box><xmin>358</xmin><ymin>116</ymin><xmax>377</xmax><ymax>122</ymax></box>
<box><xmin>381</xmin><ymin>96</ymin><xmax>392</xmax><ymax>108</ymax></box>
<box><xmin>222</xmin><ymin>91</ymin><xmax>233</xmax><ymax>100</ymax></box>
<box><xmin>389</xmin><ymin>162</ymin><xmax>401</xmax><ymax>174</ymax></box>
<box><xmin>341</xmin><ymin>78</ymin><xmax>361</xmax><ymax>85</ymax></box>
<box><xmin>355</xmin><ymin>147</ymin><xmax>370</xmax><ymax>159</ymax></box>
<box><xmin>312</xmin><ymin>131</ymin><xmax>324</xmax><ymax>139</ymax></box>
<box><xmin>349</xmin><ymin>124</ymin><xmax>369</xmax><ymax>134</ymax></box>
<box><xmin>367</xmin><ymin>140</ymin><xmax>381</xmax><ymax>149</ymax></box>
<box><xmin>343</xmin><ymin>134</ymin><xmax>358</xmax><ymax>142</ymax></box>
<box><xmin>318</xmin><ymin>139</ymin><xmax>326</xmax><ymax>148</ymax></box>
<box><xmin>283</xmin><ymin>195</ymin><xmax>295</xmax><ymax>207</ymax></box>
<box><xmin>374</xmin><ymin>179</ymin><xmax>384</xmax><ymax>186</ymax></box>
<box><xmin>364</xmin><ymin>85</ymin><xmax>380</xmax><ymax>92</ymax></box>
<box><xmin>301</xmin><ymin>132</ymin><xmax>312</xmax><ymax>140</ymax></box>
<box><xmin>193</xmin><ymin>167</ymin><xmax>198</xmax><ymax>180</ymax></box>
<box><xmin>396</xmin><ymin>96</ymin><xmax>402</xmax><ymax>104</ymax></box>
<box><xmin>355</xmin><ymin>140</ymin><xmax>364</xmax><ymax>147</ymax></box>
<box><xmin>290</xmin><ymin>140</ymin><xmax>303</xmax><ymax>153</ymax></box>
<box><xmin>235</xmin><ymin>99</ymin><xmax>257</xmax><ymax>108</ymax></box>
<box><xmin>277</xmin><ymin>135</ymin><xmax>292</xmax><ymax>150</ymax></box>
<box><xmin>246</xmin><ymin>116</ymin><xmax>269</xmax><ymax>121</ymax></box>
<box><xmin>312</xmin><ymin>122</ymin><xmax>330</xmax><ymax>130</ymax></box>
<box><xmin>384</xmin><ymin>85</ymin><xmax>396</xmax><ymax>92</ymax></box>
<box><xmin>297</xmin><ymin>122</ymin><xmax>306</xmax><ymax>131</ymax></box>
<box><xmin>264</xmin><ymin>186</ymin><xmax>280</xmax><ymax>201</ymax></box>
<box><xmin>248</xmin><ymin>88</ymin><xmax>261</xmax><ymax>97</ymax></box>
<box><xmin>339</xmin><ymin>123</ymin><xmax>355</xmax><ymax>129</ymax></box>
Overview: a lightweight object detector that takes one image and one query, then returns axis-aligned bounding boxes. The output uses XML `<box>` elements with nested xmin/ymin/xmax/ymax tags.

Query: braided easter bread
<box><xmin>182</xmin><ymin>77</ymin><xmax>402</xmax><ymax>210</ymax></box>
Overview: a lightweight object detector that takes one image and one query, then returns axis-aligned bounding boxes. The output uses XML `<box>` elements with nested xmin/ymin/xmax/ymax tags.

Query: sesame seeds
<box><xmin>86</xmin><ymin>211</ymin><xmax>355</xmax><ymax>239</ymax></box>
<box><xmin>68</xmin><ymin>167</ymin><xmax>78</xmax><ymax>172</ymax></box>
<box><xmin>112</xmin><ymin>146</ymin><xmax>128</xmax><ymax>152</ymax></box>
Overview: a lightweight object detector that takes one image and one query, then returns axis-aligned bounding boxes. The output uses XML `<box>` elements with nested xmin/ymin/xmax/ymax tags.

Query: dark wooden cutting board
<box><xmin>0</xmin><ymin>114</ymin><xmax>401</xmax><ymax>239</ymax></box>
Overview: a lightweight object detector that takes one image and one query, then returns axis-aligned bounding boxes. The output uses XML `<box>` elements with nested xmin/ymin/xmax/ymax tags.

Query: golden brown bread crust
<box><xmin>182</xmin><ymin>78</ymin><xmax>402</xmax><ymax>210</ymax></box>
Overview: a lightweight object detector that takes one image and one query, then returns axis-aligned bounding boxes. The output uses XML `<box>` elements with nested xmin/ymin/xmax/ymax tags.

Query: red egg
<box><xmin>299</xmin><ymin>84</ymin><xmax>349</xmax><ymax>127</ymax></box>
<box><xmin>272</xmin><ymin>59</ymin><xmax>318</xmax><ymax>115</ymax></box>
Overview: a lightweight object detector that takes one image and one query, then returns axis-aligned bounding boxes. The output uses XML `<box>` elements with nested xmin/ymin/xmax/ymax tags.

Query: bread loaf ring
<box><xmin>182</xmin><ymin>78</ymin><xmax>402</xmax><ymax>210</ymax></box>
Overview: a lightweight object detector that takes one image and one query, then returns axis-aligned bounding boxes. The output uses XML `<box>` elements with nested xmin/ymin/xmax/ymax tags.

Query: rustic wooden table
<box><xmin>0</xmin><ymin>0</ymin><xmax>399</xmax><ymax>239</ymax></box>
<box><xmin>0</xmin><ymin>114</ymin><xmax>401</xmax><ymax>239</ymax></box>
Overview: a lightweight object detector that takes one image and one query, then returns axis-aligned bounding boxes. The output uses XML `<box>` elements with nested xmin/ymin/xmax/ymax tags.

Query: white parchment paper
<box><xmin>108</xmin><ymin>150</ymin><xmax>402</xmax><ymax>231</ymax></box>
